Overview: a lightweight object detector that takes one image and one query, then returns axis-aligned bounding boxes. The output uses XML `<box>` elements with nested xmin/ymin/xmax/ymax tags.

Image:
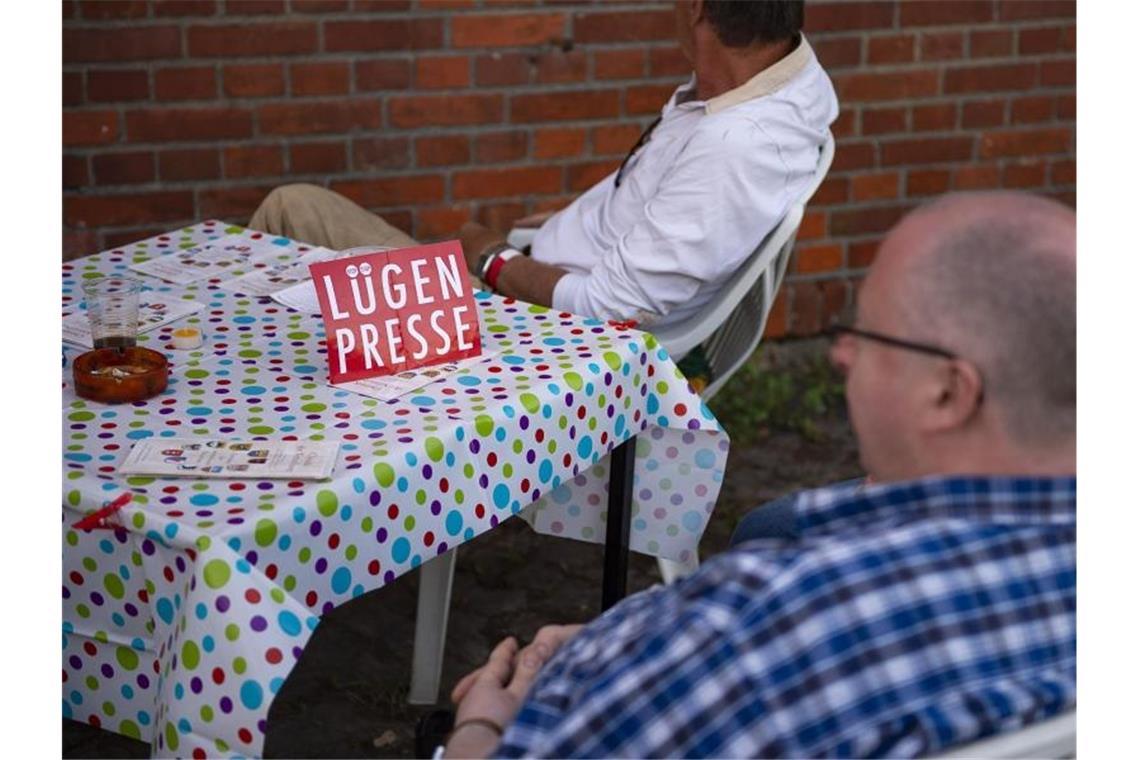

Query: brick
<box><xmin>331</xmin><ymin>175</ymin><xmax>445</xmax><ymax>207</ymax></box>
<box><xmin>475</xmin><ymin>131</ymin><xmax>528</xmax><ymax>163</ymax></box>
<box><xmin>355</xmin><ymin>59</ymin><xmax>411</xmax><ymax>90</ymax></box>
<box><xmin>829</xmin><ymin>204</ymin><xmax>912</xmax><ymax>236</ymax></box>
<box><xmin>198</xmin><ymin>185</ymin><xmax>276</xmax><ymax>219</ymax></box>
<box><xmin>979</xmin><ymin>128</ymin><xmax>1071</xmax><ymax>158</ymax></box>
<box><xmin>906</xmin><ymin>169</ymin><xmax>951</xmax><ymax>196</ymax></box>
<box><xmin>259</xmin><ymin>100</ymin><xmax>380</xmax><ymax>135</ymax></box>
<box><xmin>353</xmin><ymin>0</ymin><xmax>414</xmax><ymax>11</ymax></box>
<box><xmin>325</xmin><ymin>18</ymin><xmax>442</xmax><ymax>51</ymax></box>
<box><xmin>1019</xmin><ymin>25</ymin><xmax>1076</xmax><ymax>55</ymax></box>
<box><xmin>92</xmin><ymin>151</ymin><xmax>155</xmax><ymax>185</ymax></box>
<box><xmin>63</xmin><ymin>230</ymin><xmax>101</xmax><ymax>262</ymax></box>
<box><xmin>812</xmin><ymin>36</ymin><xmax>863</xmax><ymax>69</ymax></box>
<box><xmin>293</xmin><ymin>0</ymin><xmax>349</xmax><ymax>10</ymax></box>
<box><xmin>62</xmin><ymin>0</ymin><xmax>76</xmax><ymax>19</ymax></box>
<box><xmin>103</xmin><ymin>227</ymin><xmax>173</xmax><ymax>250</ymax></box>
<box><xmin>452</xmin><ymin>13</ymin><xmax>566</xmax><ymax>47</ymax></box>
<box><xmin>187</xmin><ymin>22</ymin><xmax>318</xmax><ymax>57</ymax></box>
<box><xmin>511</xmin><ymin>90</ymin><xmax>619</xmax><ymax>122</ymax></box>
<box><xmin>453</xmin><ymin>166</ymin><xmax>562</xmax><ymax>200</ymax></box>
<box><xmin>87</xmin><ymin>69</ymin><xmax>149</xmax><ymax>102</ymax></box>
<box><xmin>861</xmin><ymin>107</ymin><xmax>906</xmax><ymax>136</ymax></box>
<box><xmin>224</xmin><ymin>0</ymin><xmax>284</xmax><ymax>13</ymax></box>
<box><xmin>127</xmin><ymin>107</ymin><xmax>252</xmax><ymax>142</ymax></box>
<box><xmin>80</xmin><ymin>0</ymin><xmax>147</xmax><ymax>18</ymax></box>
<box><xmin>567</xmin><ymin>159</ymin><xmax>619</xmax><ymax>191</ymax></box>
<box><xmin>223</xmin><ymin>64</ymin><xmax>285</xmax><ymax>97</ymax></box>
<box><xmin>415</xmin><ymin>135</ymin><xmax>470</xmax><ymax>168</ymax></box>
<box><xmin>290</xmin><ymin>141</ymin><xmax>347</xmax><ymax>174</ymax></box>
<box><xmin>595</xmin><ymin>49</ymin><xmax>646</xmax><ymax>80</ymax></box>
<box><xmin>799</xmin><ymin>210</ymin><xmax>826</xmax><ymax>240</ymax></box>
<box><xmin>1011</xmin><ymin>96</ymin><xmax>1053</xmax><ymax>124</ymax></box>
<box><xmin>832</xmin><ymin>110</ymin><xmax>857</xmax><ymax>139</ymax></box>
<box><xmin>390</xmin><ymin>94</ymin><xmax>502</xmax><ymax>128</ymax></box>
<box><xmin>920</xmin><ymin>31</ymin><xmax>964</xmax><ymax>61</ymax></box>
<box><xmin>1001</xmin><ymin>160</ymin><xmax>1047</xmax><ymax>188</ymax></box>
<box><xmin>813</xmin><ymin>176</ymin><xmax>849</xmax><ymax>205</ymax></box>
<box><xmin>63</xmin><ymin>110</ymin><xmax>119</xmax><ymax>146</ymax></box>
<box><xmin>475</xmin><ymin>52</ymin><xmax>531</xmax><ymax>86</ymax></box>
<box><xmin>832</xmin><ymin>141</ymin><xmax>875</xmax><ymax>171</ymax></box>
<box><xmin>415</xmin><ymin>206</ymin><xmax>471</xmax><ymax>240</ymax></box>
<box><xmin>154</xmin><ymin>66</ymin><xmax>217</xmax><ymax>101</ymax></box>
<box><xmin>223</xmin><ymin>144</ymin><xmax>285</xmax><ymax>178</ymax></box>
<box><xmin>1050</xmin><ymin>158</ymin><xmax>1076</xmax><ymax>185</ymax></box>
<box><xmin>901</xmin><ymin>0</ymin><xmax>992</xmax><ymax>26</ymax></box>
<box><xmin>1040</xmin><ymin>59</ymin><xmax>1075</xmax><ymax>87</ymax></box>
<box><xmin>912</xmin><ymin>104</ymin><xmax>956</xmax><ymax>132</ymax></box>
<box><xmin>881</xmin><ymin>136</ymin><xmax>974</xmax><ymax>166</ymax></box>
<box><xmin>852</xmin><ymin>172</ymin><xmax>899</xmax><ymax>201</ymax></box>
<box><xmin>848</xmin><ymin>240</ymin><xmax>880</xmax><ymax>269</ymax></box>
<box><xmin>794</xmin><ymin>244</ymin><xmax>843</xmax><ymax>274</ymax></box>
<box><xmin>531</xmin><ymin>195</ymin><xmax>575</xmax><ymax>215</ymax></box>
<box><xmin>867</xmin><ymin>34</ymin><xmax>915</xmax><ymax>64</ymax></box>
<box><xmin>762</xmin><ymin>290</ymin><xmax>788</xmax><ymax>339</ymax></box>
<box><xmin>64</xmin><ymin>191</ymin><xmax>193</xmax><ymax>227</ymax></box>
<box><xmin>945</xmin><ymin>63</ymin><xmax>1036</xmax><ymax>93</ymax></box>
<box><xmin>155</xmin><ymin>1</ymin><xmax>218</xmax><ymax>16</ymax></box>
<box><xmin>1056</xmin><ymin>93</ymin><xmax>1075</xmax><ymax>120</ymax></box>
<box><xmin>805</xmin><ymin>2</ymin><xmax>894</xmax><ymax>32</ymax></box>
<box><xmin>573</xmin><ymin>9</ymin><xmax>673</xmax><ymax>43</ymax></box>
<box><xmin>291</xmin><ymin>61</ymin><xmax>351</xmax><ymax>95</ymax></box>
<box><xmin>962</xmin><ymin>99</ymin><xmax>1006</xmax><ymax>128</ymax></box>
<box><xmin>63</xmin><ymin>71</ymin><xmax>83</xmax><ymax>106</ymax></box>
<box><xmin>790</xmin><ymin>281</ymin><xmax>827</xmax><ymax>337</ymax></box>
<box><xmin>534</xmin><ymin>127</ymin><xmax>586</xmax><ymax>159</ymax></box>
<box><xmin>834</xmin><ymin>70</ymin><xmax>939</xmax><ymax>102</ymax></box>
<box><xmin>970</xmin><ymin>29</ymin><xmax>1013</xmax><ymax>57</ymax></box>
<box><xmin>536</xmin><ymin>49</ymin><xmax>588</xmax><ymax>84</ymax></box>
<box><xmin>593</xmin><ymin>124</ymin><xmax>642</xmax><ymax>156</ymax></box>
<box><xmin>476</xmin><ymin>202</ymin><xmax>527</xmax><ymax>233</ymax></box>
<box><xmin>648</xmin><ymin>47</ymin><xmax>687</xmax><ymax>77</ymax></box>
<box><xmin>414</xmin><ymin>56</ymin><xmax>470</xmax><ymax>89</ymax></box>
<box><xmin>63</xmin><ymin>27</ymin><xmax>181</xmax><ymax>63</ymax></box>
<box><xmin>63</xmin><ymin>154</ymin><xmax>89</xmax><ymax>189</ymax></box>
<box><xmin>158</xmin><ymin>148</ymin><xmax>220</xmax><ymax>181</ymax></box>
<box><xmin>626</xmin><ymin>84</ymin><xmax>674</xmax><ymax>115</ymax></box>
<box><xmin>998</xmin><ymin>0</ymin><xmax>1075</xmax><ymax>21</ymax></box>
<box><xmin>953</xmin><ymin>165</ymin><xmax>1000</xmax><ymax>190</ymax></box>
<box><xmin>352</xmin><ymin>136</ymin><xmax>412</xmax><ymax>171</ymax></box>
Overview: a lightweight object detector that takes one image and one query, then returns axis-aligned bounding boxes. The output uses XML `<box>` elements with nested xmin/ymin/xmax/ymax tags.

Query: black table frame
<box><xmin>601</xmin><ymin>435</ymin><xmax>637</xmax><ymax>610</ymax></box>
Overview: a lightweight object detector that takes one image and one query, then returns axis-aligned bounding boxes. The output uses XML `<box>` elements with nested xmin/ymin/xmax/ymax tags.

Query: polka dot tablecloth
<box><xmin>61</xmin><ymin>222</ymin><xmax>730</xmax><ymax>758</ymax></box>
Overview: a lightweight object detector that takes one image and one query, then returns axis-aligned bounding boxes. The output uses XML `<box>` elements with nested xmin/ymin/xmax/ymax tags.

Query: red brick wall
<box><xmin>62</xmin><ymin>0</ymin><xmax>1076</xmax><ymax>338</ymax></box>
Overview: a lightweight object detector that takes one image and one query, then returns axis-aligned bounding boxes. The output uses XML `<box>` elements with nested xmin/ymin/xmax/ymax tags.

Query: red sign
<box><xmin>308</xmin><ymin>241</ymin><xmax>481</xmax><ymax>384</ymax></box>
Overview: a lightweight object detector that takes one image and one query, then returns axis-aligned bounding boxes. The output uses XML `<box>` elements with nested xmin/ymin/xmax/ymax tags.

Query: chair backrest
<box><xmin>930</xmin><ymin>710</ymin><xmax>1076</xmax><ymax>759</ymax></box>
<box><xmin>652</xmin><ymin>130</ymin><xmax>835</xmax><ymax>399</ymax></box>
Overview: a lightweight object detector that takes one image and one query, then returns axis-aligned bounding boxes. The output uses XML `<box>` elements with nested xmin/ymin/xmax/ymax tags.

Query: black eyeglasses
<box><xmin>825</xmin><ymin>325</ymin><xmax>958</xmax><ymax>360</ymax></box>
<box><xmin>614</xmin><ymin>115</ymin><xmax>662</xmax><ymax>188</ymax></box>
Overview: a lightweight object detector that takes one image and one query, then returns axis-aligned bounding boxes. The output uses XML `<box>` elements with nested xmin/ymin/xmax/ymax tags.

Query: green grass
<box><xmin>708</xmin><ymin>349</ymin><xmax>847</xmax><ymax>445</ymax></box>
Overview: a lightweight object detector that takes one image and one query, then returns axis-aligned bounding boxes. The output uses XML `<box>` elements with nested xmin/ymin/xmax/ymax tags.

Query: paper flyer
<box><xmin>62</xmin><ymin>295</ymin><xmax>205</xmax><ymax>348</ymax></box>
<box><xmin>216</xmin><ymin>245</ymin><xmax>344</xmax><ymax>297</ymax></box>
<box><xmin>329</xmin><ymin>350</ymin><xmax>500</xmax><ymax>402</ymax></box>
<box><xmin>129</xmin><ymin>234</ymin><xmax>299</xmax><ymax>284</ymax></box>
<box><xmin>118</xmin><ymin>438</ymin><xmax>340</xmax><ymax>480</ymax></box>
<box><xmin>272</xmin><ymin>278</ymin><xmax>323</xmax><ymax>314</ymax></box>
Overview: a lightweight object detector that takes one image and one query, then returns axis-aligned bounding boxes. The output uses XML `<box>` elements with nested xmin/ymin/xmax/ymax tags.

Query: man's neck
<box><xmin>692</xmin><ymin>33</ymin><xmax>797</xmax><ymax>102</ymax></box>
<box><xmin>884</xmin><ymin>438</ymin><xmax>1076</xmax><ymax>482</ymax></box>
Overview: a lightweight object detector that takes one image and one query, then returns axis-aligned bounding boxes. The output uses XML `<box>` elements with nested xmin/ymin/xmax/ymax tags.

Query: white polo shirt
<box><xmin>530</xmin><ymin>36</ymin><xmax>838</xmax><ymax>329</ymax></box>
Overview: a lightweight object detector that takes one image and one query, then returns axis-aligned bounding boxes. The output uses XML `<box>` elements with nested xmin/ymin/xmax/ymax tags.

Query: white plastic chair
<box><xmin>651</xmin><ymin>131</ymin><xmax>834</xmax><ymax>582</ymax></box>
<box><xmin>408</xmin><ymin>132</ymin><xmax>835</xmax><ymax>702</ymax></box>
<box><xmin>931</xmin><ymin>710</ymin><xmax>1076</xmax><ymax>758</ymax></box>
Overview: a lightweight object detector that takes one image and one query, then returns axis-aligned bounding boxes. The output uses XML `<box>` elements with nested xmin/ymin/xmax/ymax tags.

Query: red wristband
<box><xmin>484</xmin><ymin>249</ymin><xmax>521</xmax><ymax>292</ymax></box>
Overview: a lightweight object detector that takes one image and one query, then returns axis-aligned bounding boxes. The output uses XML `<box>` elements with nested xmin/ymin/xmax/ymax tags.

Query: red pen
<box><xmin>73</xmin><ymin>491</ymin><xmax>133</xmax><ymax>531</ymax></box>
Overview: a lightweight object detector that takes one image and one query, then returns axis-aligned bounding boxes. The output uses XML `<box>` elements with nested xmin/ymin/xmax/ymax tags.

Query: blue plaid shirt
<box><xmin>498</xmin><ymin>475</ymin><xmax>1076</xmax><ymax>758</ymax></box>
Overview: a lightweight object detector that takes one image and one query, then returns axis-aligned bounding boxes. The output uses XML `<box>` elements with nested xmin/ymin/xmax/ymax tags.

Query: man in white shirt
<box><xmin>250</xmin><ymin>1</ymin><xmax>837</xmax><ymax>330</ymax></box>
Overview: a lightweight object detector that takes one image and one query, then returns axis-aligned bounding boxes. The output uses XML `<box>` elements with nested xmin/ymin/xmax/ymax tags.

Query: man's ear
<box><xmin>919</xmin><ymin>359</ymin><xmax>984</xmax><ymax>433</ymax></box>
<box><xmin>687</xmin><ymin>0</ymin><xmax>705</xmax><ymax>27</ymax></box>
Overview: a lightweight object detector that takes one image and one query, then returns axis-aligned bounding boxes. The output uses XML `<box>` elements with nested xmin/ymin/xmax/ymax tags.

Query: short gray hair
<box><xmin>903</xmin><ymin>193</ymin><xmax>1076</xmax><ymax>445</ymax></box>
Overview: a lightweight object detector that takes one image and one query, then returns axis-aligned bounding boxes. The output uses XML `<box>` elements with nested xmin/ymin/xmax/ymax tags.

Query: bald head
<box><xmin>884</xmin><ymin>191</ymin><xmax>1076</xmax><ymax>446</ymax></box>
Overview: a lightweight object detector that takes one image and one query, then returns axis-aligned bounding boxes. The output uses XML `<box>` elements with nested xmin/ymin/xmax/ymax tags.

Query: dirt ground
<box><xmin>63</xmin><ymin>340</ymin><xmax>861</xmax><ymax>759</ymax></box>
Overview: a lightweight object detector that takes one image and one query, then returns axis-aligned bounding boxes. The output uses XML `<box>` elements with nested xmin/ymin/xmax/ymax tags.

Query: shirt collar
<box><xmin>678</xmin><ymin>34</ymin><xmax>815</xmax><ymax>115</ymax></box>
<box><xmin>793</xmin><ymin>474</ymin><xmax>1077</xmax><ymax>536</ymax></box>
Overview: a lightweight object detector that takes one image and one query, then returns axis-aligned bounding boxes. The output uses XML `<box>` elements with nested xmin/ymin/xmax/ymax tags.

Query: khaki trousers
<box><xmin>247</xmin><ymin>183</ymin><xmax>419</xmax><ymax>250</ymax></box>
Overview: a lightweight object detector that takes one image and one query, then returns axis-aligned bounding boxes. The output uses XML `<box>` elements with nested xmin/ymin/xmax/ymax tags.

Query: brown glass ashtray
<box><xmin>73</xmin><ymin>346</ymin><xmax>170</xmax><ymax>403</ymax></box>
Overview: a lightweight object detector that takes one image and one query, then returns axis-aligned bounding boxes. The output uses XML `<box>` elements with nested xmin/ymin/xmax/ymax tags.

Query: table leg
<box><xmin>408</xmin><ymin>548</ymin><xmax>458</xmax><ymax>705</ymax></box>
<box><xmin>601</xmin><ymin>435</ymin><xmax>636</xmax><ymax>611</ymax></box>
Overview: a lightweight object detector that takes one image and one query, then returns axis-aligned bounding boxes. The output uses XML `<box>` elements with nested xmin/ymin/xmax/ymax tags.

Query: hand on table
<box><xmin>444</xmin><ymin>624</ymin><xmax>584</xmax><ymax>759</ymax></box>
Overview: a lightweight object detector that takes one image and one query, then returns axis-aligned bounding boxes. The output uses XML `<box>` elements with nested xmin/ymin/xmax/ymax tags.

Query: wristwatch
<box><xmin>475</xmin><ymin>242</ymin><xmax>514</xmax><ymax>280</ymax></box>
